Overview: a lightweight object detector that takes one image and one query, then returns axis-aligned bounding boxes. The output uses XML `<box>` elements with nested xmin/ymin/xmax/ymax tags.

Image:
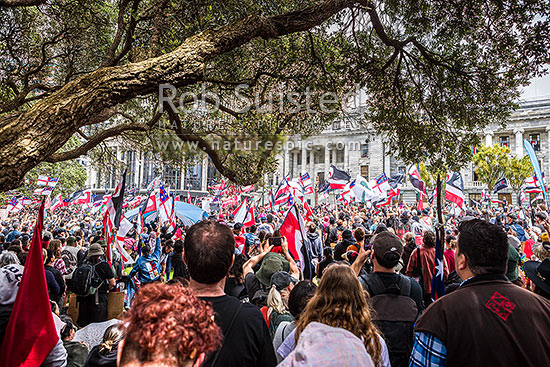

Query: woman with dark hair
<box><xmin>406</xmin><ymin>230</ymin><xmax>449</xmax><ymax>306</ymax></box>
<box><xmin>84</xmin><ymin>324</ymin><xmax>124</xmax><ymax>367</ymax></box>
<box><xmin>60</xmin><ymin>315</ymin><xmax>89</xmax><ymax>367</ymax></box>
<box><xmin>317</xmin><ymin>247</ymin><xmax>334</xmax><ymax>280</ymax></box>
<box><xmin>224</xmin><ymin>254</ymin><xmax>248</xmax><ymax>300</ymax></box>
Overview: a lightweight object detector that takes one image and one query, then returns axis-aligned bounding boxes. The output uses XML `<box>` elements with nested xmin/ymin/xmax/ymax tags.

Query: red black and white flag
<box><xmin>328</xmin><ymin>165</ymin><xmax>351</xmax><ymax>189</ymax></box>
<box><xmin>279</xmin><ymin>204</ymin><xmax>312</xmax><ymax>279</ymax></box>
<box><xmin>445</xmin><ymin>172</ymin><xmax>465</xmax><ymax>208</ymax></box>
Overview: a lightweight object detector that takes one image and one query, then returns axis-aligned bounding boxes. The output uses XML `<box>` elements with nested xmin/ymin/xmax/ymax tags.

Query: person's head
<box><xmin>87</xmin><ymin>243</ymin><xmax>104</xmax><ymax>264</ymax></box>
<box><xmin>296</xmin><ymin>264</ymin><xmax>382</xmax><ymax>367</ymax></box>
<box><xmin>48</xmin><ymin>239</ymin><xmax>62</xmax><ymax>258</ymax></box>
<box><xmin>173</xmin><ymin>240</ymin><xmax>183</xmax><ymax>254</ymax></box>
<box><xmin>66</xmin><ymin>236</ymin><xmax>77</xmax><ymax>247</ymax></box>
<box><xmin>163</xmin><ymin>240</ymin><xmax>174</xmax><ymax>254</ymax></box>
<box><xmin>232</xmin><ymin>223</ymin><xmax>243</xmax><ymax>235</ymax></box>
<box><xmin>354</xmin><ymin>227</ymin><xmax>365</xmax><ymax>243</ymax></box>
<box><xmin>456</xmin><ymin>219</ymin><xmax>509</xmax><ymax>279</ymax></box>
<box><xmin>287</xmin><ymin>280</ymin><xmax>317</xmax><ymax>320</ymax></box>
<box><xmin>371</xmin><ymin>231</ymin><xmax>403</xmax><ymax>270</ymax></box>
<box><xmin>308</xmin><ymin>222</ymin><xmax>316</xmax><ymax>234</ymax></box>
<box><xmin>99</xmin><ymin>323</ymin><xmax>125</xmax><ymax>356</ymax></box>
<box><xmin>227</xmin><ymin>254</ymin><xmax>246</xmax><ymax>284</ymax></box>
<box><xmin>60</xmin><ymin>315</ymin><xmax>77</xmax><ymax>341</ymax></box>
<box><xmin>119</xmin><ymin>283</ymin><xmax>222</xmax><ymax>367</ymax></box>
<box><xmin>422</xmin><ymin>231</ymin><xmax>436</xmax><ymax>248</ymax></box>
<box><xmin>183</xmin><ymin>220</ymin><xmax>234</xmax><ymax>285</ymax></box>
<box><xmin>45</xmin><ymin>249</ymin><xmax>55</xmax><ymax>266</ymax></box>
<box><xmin>0</xmin><ymin>251</ymin><xmax>20</xmax><ymax>267</ymax></box>
<box><xmin>267</xmin><ymin>271</ymin><xmax>297</xmax><ymax>313</ymax></box>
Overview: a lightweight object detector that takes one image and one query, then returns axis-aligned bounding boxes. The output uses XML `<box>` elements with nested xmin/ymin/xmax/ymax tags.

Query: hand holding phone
<box><xmin>269</xmin><ymin>237</ymin><xmax>283</xmax><ymax>248</ymax></box>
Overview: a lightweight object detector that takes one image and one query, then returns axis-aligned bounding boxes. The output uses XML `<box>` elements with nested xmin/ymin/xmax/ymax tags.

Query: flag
<box><xmin>50</xmin><ymin>194</ymin><xmax>63</xmax><ymax>212</ymax></box>
<box><xmin>373</xmin><ymin>196</ymin><xmax>391</xmax><ymax>208</ymax></box>
<box><xmin>74</xmin><ymin>189</ymin><xmax>92</xmax><ymax>205</ymax></box>
<box><xmin>36</xmin><ymin>175</ymin><xmax>58</xmax><ymax>187</ymax></box>
<box><xmin>524</xmin><ymin>139</ymin><xmax>548</xmax><ymax>205</ymax></box>
<box><xmin>524</xmin><ymin>175</ymin><xmax>545</xmax><ymax>194</ymax></box>
<box><xmin>531</xmin><ymin>193</ymin><xmax>544</xmax><ymax>204</ymax></box>
<box><xmin>233</xmin><ymin>200</ymin><xmax>248</xmax><ymax>223</ymax></box>
<box><xmin>147</xmin><ymin>176</ymin><xmax>161</xmax><ymax>191</ymax></box>
<box><xmin>0</xmin><ymin>201</ymin><xmax>58</xmax><ymax>366</ymax></box>
<box><xmin>351</xmin><ymin>175</ymin><xmax>377</xmax><ymax>203</ymax></box>
<box><xmin>241</xmin><ymin>184</ymin><xmax>255</xmax><ymax>193</ymax></box>
<box><xmin>431</xmin><ymin>230</ymin><xmax>445</xmax><ymax>302</ymax></box>
<box><xmin>268</xmin><ymin>188</ymin><xmax>276</xmax><ymax>209</ymax></box>
<box><xmin>7</xmin><ymin>197</ymin><xmax>23</xmax><ymax>213</ymax></box>
<box><xmin>429</xmin><ymin>187</ymin><xmax>438</xmax><ymax>205</ymax></box>
<box><xmin>388</xmin><ymin>173</ymin><xmax>405</xmax><ymax>188</ymax></box>
<box><xmin>158</xmin><ymin>185</ymin><xmax>173</xmax><ymax>224</ymax></box>
<box><xmin>279</xmin><ymin>204</ymin><xmax>311</xmax><ymax>278</ymax></box>
<box><xmin>173</xmin><ymin>228</ymin><xmax>183</xmax><ymax>241</ymax></box>
<box><xmin>187</xmin><ymin>189</ymin><xmax>191</xmax><ymax>204</ymax></box>
<box><xmin>115</xmin><ymin>217</ymin><xmax>134</xmax><ymax>265</ymax></box>
<box><xmin>275</xmin><ymin>192</ymin><xmax>291</xmax><ymax>206</ymax></box>
<box><xmin>21</xmin><ymin>196</ymin><xmax>33</xmax><ymax>206</ymax></box>
<box><xmin>300</xmin><ymin>173</ymin><xmax>314</xmax><ymax>194</ymax></box>
<box><xmin>408</xmin><ymin>165</ymin><xmax>426</xmax><ymax>194</ymax></box>
<box><xmin>303</xmin><ymin>201</ymin><xmax>314</xmax><ymax>221</ymax></box>
<box><xmin>33</xmin><ymin>186</ymin><xmax>54</xmax><ymax>196</ymax></box>
<box><xmin>493</xmin><ymin>178</ymin><xmax>509</xmax><ymax>193</ymax></box>
<box><xmin>518</xmin><ymin>190</ymin><xmax>527</xmax><ymax>207</ymax></box>
<box><xmin>370</xmin><ymin>173</ymin><xmax>392</xmax><ymax>196</ymax></box>
<box><xmin>445</xmin><ymin>172</ymin><xmax>465</xmax><ymax>208</ymax></box>
<box><xmin>103</xmin><ymin>211</ymin><xmax>114</xmax><ymax>263</ymax></box>
<box><xmin>107</xmin><ymin>172</ymin><xmax>126</xmax><ymax>228</ymax></box>
<box><xmin>481</xmin><ymin>189</ymin><xmax>488</xmax><ymax>202</ymax></box>
<box><xmin>243</xmin><ymin>205</ymin><xmax>256</xmax><ymax>228</ymax></box>
<box><xmin>328</xmin><ymin>165</ymin><xmax>351</xmax><ymax>189</ymax></box>
<box><xmin>66</xmin><ymin>189</ymin><xmax>84</xmax><ymax>203</ymax></box>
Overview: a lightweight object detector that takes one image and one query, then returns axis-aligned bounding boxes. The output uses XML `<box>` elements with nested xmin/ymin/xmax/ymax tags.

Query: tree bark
<box><xmin>0</xmin><ymin>0</ymin><xmax>357</xmax><ymax>191</ymax></box>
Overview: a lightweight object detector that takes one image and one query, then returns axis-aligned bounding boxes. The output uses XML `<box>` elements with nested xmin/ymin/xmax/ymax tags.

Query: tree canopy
<box><xmin>0</xmin><ymin>0</ymin><xmax>549</xmax><ymax>191</ymax></box>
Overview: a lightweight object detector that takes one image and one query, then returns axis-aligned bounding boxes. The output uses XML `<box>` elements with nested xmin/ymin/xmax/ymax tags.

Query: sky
<box><xmin>521</xmin><ymin>74</ymin><xmax>550</xmax><ymax>101</ymax></box>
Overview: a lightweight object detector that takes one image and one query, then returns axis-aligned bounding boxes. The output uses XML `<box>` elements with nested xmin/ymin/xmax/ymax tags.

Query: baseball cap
<box><xmin>372</xmin><ymin>231</ymin><xmax>403</xmax><ymax>259</ymax></box>
<box><xmin>270</xmin><ymin>271</ymin><xmax>298</xmax><ymax>291</ymax></box>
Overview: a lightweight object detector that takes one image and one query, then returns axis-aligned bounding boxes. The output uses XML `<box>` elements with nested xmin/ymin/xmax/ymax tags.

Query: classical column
<box><xmin>201</xmin><ymin>156</ymin><xmax>208</xmax><ymax>192</ymax></box>
<box><xmin>514</xmin><ymin>128</ymin><xmax>524</xmax><ymax>157</ymax></box>
<box><xmin>301</xmin><ymin>144</ymin><xmax>307</xmax><ymax>177</ymax></box>
<box><xmin>384</xmin><ymin>152</ymin><xmax>391</xmax><ymax>175</ymax></box>
<box><xmin>283</xmin><ymin>147</ymin><xmax>290</xmax><ymax>178</ymax></box>
<box><xmin>324</xmin><ymin>146</ymin><xmax>330</xmax><ymax>179</ymax></box>
<box><xmin>485</xmin><ymin>132</ymin><xmax>494</xmax><ymax>146</ymax></box>
<box><xmin>344</xmin><ymin>143</ymin><xmax>349</xmax><ymax>172</ymax></box>
<box><xmin>546</xmin><ymin>127</ymin><xmax>550</xmax><ymax>176</ymax></box>
<box><xmin>331</xmin><ymin>147</ymin><xmax>337</xmax><ymax>165</ymax></box>
<box><xmin>292</xmin><ymin>151</ymin><xmax>298</xmax><ymax>178</ymax></box>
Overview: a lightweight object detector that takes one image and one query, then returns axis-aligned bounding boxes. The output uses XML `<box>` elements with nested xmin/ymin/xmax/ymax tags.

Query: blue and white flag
<box><xmin>524</xmin><ymin>139</ymin><xmax>548</xmax><ymax>205</ymax></box>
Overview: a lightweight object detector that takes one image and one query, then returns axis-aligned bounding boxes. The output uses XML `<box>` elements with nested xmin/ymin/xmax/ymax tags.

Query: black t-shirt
<box><xmin>200</xmin><ymin>295</ymin><xmax>277</xmax><ymax>367</ymax></box>
<box><xmin>367</xmin><ymin>272</ymin><xmax>425</xmax><ymax>314</ymax></box>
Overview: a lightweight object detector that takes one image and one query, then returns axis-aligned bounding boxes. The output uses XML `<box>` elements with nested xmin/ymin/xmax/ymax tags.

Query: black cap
<box><xmin>270</xmin><ymin>271</ymin><xmax>298</xmax><ymax>291</ymax></box>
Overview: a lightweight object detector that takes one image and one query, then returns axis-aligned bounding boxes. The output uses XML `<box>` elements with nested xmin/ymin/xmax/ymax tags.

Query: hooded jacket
<box><xmin>128</xmin><ymin>237</ymin><xmax>161</xmax><ymax>283</ymax></box>
<box><xmin>306</xmin><ymin>232</ymin><xmax>323</xmax><ymax>259</ymax></box>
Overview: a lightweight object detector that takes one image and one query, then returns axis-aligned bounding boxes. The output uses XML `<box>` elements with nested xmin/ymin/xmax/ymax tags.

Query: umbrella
<box><xmin>124</xmin><ymin>202</ymin><xmax>208</xmax><ymax>226</ymax></box>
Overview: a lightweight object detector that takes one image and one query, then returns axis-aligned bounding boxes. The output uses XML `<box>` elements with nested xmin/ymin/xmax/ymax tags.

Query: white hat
<box><xmin>0</xmin><ymin>264</ymin><xmax>24</xmax><ymax>305</ymax></box>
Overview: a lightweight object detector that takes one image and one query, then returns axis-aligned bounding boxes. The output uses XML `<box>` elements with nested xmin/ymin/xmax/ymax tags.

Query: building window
<box><xmin>361</xmin><ymin>144</ymin><xmax>369</xmax><ymax>158</ymax></box>
<box><xmin>336</xmin><ymin>149</ymin><xmax>345</xmax><ymax>164</ymax></box>
<box><xmin>530</xmin><ymin>133</ymin><xmax>540</xmax><ymax>152</ymax></box>
<box><xmin>314</xmin><ymin>149</ymin><xmax>324</xmax><ymax>164</ymax></box>
<box><xmin>297</xmin><ymin>151</ymin><xmax>302</xmax><ymax>166</ymax></box>
<box><xmin>499</xmin><ymin>136</ymin><xmax>510</xmax><ymax>148</ymax></box>
<box><xmin>469</xmin><ymin>193</ymin><xmax>481</xmax><ymax>202</ymax></box>
<box><xmin>361</xmin><ymin>165</ymin><xmax>369</xmax><ymax>179</ymax></box>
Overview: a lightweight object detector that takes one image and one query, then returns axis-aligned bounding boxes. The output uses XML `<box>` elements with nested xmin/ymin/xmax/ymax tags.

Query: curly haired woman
<box><xmin>278</xmin><ymin>264</ymin><xmax>390</xmax><ymax>367</ymax></box>
<box><xmin>118</xmin><ymin>282</ymin><xmax>222</xmax><ymax>367</ymax></box>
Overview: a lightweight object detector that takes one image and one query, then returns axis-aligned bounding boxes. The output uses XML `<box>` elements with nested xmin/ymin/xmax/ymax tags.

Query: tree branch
<box><xmin>0</xmin><ymin>0</ymin><xmax>45</xmax><ymax>6</ymax></box>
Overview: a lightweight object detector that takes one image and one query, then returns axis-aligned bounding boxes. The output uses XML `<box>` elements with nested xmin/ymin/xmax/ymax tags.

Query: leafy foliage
<box><xmin>507</xmin><ymin>155</ymin><xmax>533</xmax><ymax>195</ymax></box>
<box><xmin>472</xmin><ymin>144</ymin><xmax>511</xmax><ymax>190</ymax></box>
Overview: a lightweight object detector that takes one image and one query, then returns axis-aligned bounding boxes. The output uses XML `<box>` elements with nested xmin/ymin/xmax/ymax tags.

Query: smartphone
<box><xmin>269</xmin><ymin>237</ymin><xmax>283</xmax><ymax>247</ymax></box>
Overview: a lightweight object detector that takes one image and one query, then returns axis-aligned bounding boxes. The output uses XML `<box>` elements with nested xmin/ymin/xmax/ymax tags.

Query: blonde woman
<box><xmin>278</xmin><ymin>264</ymin><xmax>390</xmax><ymax>367</ymax></box>
<box><xmin>84</xmin><ymin>324</ymin><xmax>125</xmax><ymax>367</ymax></box>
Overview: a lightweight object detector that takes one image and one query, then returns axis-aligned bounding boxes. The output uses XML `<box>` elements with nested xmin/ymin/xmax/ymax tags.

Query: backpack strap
<box><xmin>210</xmin><ymin>301</ymin><xmax>244</xmax><ymax>367</ymax></box>
<box><xmin>361</xmin><ymin>273</ymin><xmax>386</xmax><ymax>295</ymax></box>
<box><xmin>397</xmin><ymin>275</ymin><xmax>412</xmax><ymax>297</ymax></box>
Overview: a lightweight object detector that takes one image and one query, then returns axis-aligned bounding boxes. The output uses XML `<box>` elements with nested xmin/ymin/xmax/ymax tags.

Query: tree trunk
<box><xmin>0</xmin><ymin>0</ymin><xmax>356</xmax><ymax>192</ymax></box>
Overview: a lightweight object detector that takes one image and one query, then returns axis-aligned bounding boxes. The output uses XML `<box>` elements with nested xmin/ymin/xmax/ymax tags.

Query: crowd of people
<box><xmin>1</xmin><ymin>199</ymin><xmax>550</xmax><ymax>366</ymax></box>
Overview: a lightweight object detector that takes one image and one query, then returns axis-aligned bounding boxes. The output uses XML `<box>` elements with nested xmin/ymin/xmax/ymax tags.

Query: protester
<box><xmin>266</xmin><ymin>271</ymin><xmax>296</xmax><ymax>338</ymax></box>
<box><xmin>45</xmin><ymin>249</ymin><xmax>66</xmax><ymax>308</ymax></box>
<box><xmin>128</xmin><ymin>231</ymin><xmax>162</xmax><ymax>284</ymax></box>
<box><xmin>83</xmin><ymin>324</ymin><xmax>124</xmax><ymax>367</ymax></box>
<box><xmin>279</xmin><ymin>264</ymin><xmax>390</xmax><ymax>367</ymax></box>
<box><xmin>273</xmin><ymin>280</ymin><xmax>317</xmax><ymax>362</ymax></box>
<box><xmin>60</xmin><ymin>315</ymin><xmax>89</xmax><ymax>367</ymax></box>
<box><xmin>405</xmin><ymin>230</ymin><xmax>448</xmax><ymax>306</ymax></box>
<box><xmin>410</xmin><ymin>219</ymin><xmax>550</xmax><ymax>367</ymax></box>
<box><xmin>119</xmin><ymin>282</ymin><xmax>222</xmax><ymax>367</ymax></box>
<box><xmin>169</xmin><ymin>239</ymin><xmax>189</xmax><ymax>280</ymax></box>
<box><xmin>184</xmin><ymin>220</ymin><xmax>277</xmax><ymax>367</ymax></box>
<box><xmin>76</xmin><ymin>244</ymin><xmax>115</xmax><ymax>327</ymax></box>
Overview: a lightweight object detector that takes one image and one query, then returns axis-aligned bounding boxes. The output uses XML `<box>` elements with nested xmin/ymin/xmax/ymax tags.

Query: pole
<box><xmin>436</xmin><ymin>174</ymin><xmax>445</xmax><ymax>250</ymax></box>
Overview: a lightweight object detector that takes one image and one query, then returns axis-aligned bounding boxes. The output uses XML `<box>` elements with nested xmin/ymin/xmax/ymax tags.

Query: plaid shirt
<box><xmin>409</xmin><ymin>332</ymin><xmax>447</xmax><ymax>367</ymax></box>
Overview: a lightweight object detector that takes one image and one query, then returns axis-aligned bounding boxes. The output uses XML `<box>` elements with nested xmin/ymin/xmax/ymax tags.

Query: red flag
<box><xmin>173</xmin><ymin>228</ymin><xmax>183</xmax><ymax>241</ymax></box>
<box><xmin>279</xmin><ymin>205</ymin><xmax>307</xmax><ymax>267</ymax></box>
<box><xmin>0</xmin><ymin>201</ymin><xmax>57</xmax><ymax>366</ymax></box>
<box><xmin>243</xmin><ymin>205</ymin><xmax>256</xmax><ymax>228</ymax></box>
<box><xmin>187</xmin><ymin>189</ymin><xmax>192</xmax><ymax>204</ymax></box>
<box><xmin>303</xmin><ymin>201</ymin><xmax>314</xmax><ymax>221</ymax></box>
<box><xmin>418</xmin><ymin>193</ymin><xmax>424</xmax><ymax>211</ymax></box>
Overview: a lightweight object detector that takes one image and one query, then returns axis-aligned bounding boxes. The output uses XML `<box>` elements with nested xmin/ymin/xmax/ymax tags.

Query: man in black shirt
<box><xmin>353</xmin><ymin>231</ymin><xmax>424</xmax><ymax>367</ymax></box>
<box><xmin>184</xmin><ymin>220</ymin><xmax>277</xmax><ymax>367</ymax></box>
<box><xmin>170</xmin><ymin>239</ymin><xmax>189</xmax><ymax>280</ymax></box>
